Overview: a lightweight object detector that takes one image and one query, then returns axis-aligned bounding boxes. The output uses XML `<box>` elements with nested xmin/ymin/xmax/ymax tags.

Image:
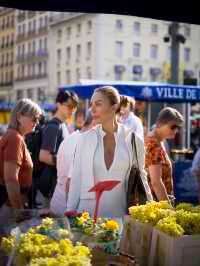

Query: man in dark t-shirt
<box><xmin>39</xmin><ymin>90</ymin><xmax>79</xmax><ymax>202</ymax></box>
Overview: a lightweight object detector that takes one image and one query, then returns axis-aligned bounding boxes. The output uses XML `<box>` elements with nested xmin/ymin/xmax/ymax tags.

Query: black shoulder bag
<box><xmin>126</xmin><ymin>133</ymin><xmax>148</xmax><ymax>213</ymax></box>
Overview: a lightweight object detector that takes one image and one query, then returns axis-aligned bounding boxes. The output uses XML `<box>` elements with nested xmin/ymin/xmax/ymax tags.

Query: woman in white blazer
<box><xmin>66</xmin><ymin>86</ymin><xmax>153</xmax><ymax>218</ymax></box>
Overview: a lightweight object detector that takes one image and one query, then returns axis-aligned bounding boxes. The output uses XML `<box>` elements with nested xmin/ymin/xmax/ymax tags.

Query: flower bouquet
<box><xmin>90</xmin><ymin>218</ymin><xmax>120</xmax><ymax>255</ymax></box>
<box><xmin>65</xmin><ymin>211</ymin><xmax>121</xmax><ymax>254</ymax></box>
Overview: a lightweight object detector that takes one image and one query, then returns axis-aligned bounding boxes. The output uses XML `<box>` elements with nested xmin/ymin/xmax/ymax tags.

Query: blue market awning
<box><xmin>0</xmin><ymin>102</ymin><xmax>55</xmax><ymax>111</ymax></box>
<box><xmin>59</xmin><ymin>81</ymin><xmax>200</xmax><ymax>103</ymax></box>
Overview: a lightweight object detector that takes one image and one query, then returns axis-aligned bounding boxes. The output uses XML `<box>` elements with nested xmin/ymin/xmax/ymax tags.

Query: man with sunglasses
<box><xmin>38</xmin><ymin>90</ymin><xmax>79</xmax><ymax>206</ymax></box>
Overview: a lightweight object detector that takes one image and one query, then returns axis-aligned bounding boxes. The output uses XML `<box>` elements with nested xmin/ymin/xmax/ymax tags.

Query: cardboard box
<box><xmin>120</xmin><ymin>216</ymin><xmax>153</xmax><ymax>266</ymax></box>
<box><xmin>149</xmin><ymin>229</ymin><xmax>200</xmax><ymax>266</ymax></box>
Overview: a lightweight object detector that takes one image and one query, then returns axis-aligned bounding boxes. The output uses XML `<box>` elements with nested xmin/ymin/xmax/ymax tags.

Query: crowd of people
<box><xmin>0</xmin><ymin>85</ymin><xmax>191</xmax><ymax>233</ymax></box>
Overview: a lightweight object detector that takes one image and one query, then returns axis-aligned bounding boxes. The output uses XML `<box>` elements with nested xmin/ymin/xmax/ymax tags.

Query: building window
<box><xmin>18</xmin><ymin>25</ymin><xmax>21</xmax><ymax>35</ymax></box>
<box><xmin>6</xmin><ymin>36</ymin><xmax>9</xmax><ymax>47</ymax></box>
<box><xmin>116</xmin><ymin>19</ymin><xmax>123</xmax><ymax>31</ymax></box>
<box><xmin>44</xmin><ymin>15</ymin><xmax>48</xmax><ymax>27</ymax></box>
<box><xmin>38</xmin><ymin>87</ymin><xmax>45</xmax><ymax>101</ymax></box>
<box><xmin>184</xmin><ymin>47</ymin><xmax>191</xmax><ymax>62</ymax></box>
<box><xmin>151</xmin><ymin>24</ymin><xmax>158</xmax><ymax>34</ymax></box>
<box><xmin>66</xmin><ymin>47</ymin><xmax>71</xmax><ymax>63</ymax></box>
<box><xmin>149</xmin><ymin>67</ymin><xmax>161</xmax><ymax>81</ymax></box>
<box><xmin>76</xmin><ymin>44</ymin><xmax>81</xmax><ymax>62</ymax></box>
<box><xmin>115</xmin><ymin>41</ymin><xmax>123</xmax><ymax>58</ymax></box>
<box><xmin>132</xmin><ymin>65</ymin><xmax>143</xmax><ymax>81</ymax></box>
<box><xmin>39</xmin><ymin>39</ymin><xmax>42</xmax><ymax>50</ymax></box>
<box><xmin>150</xmin><ymin>44</ymin><xmax>158</xmax><ymax>59</ymax></box>
<box><xmin>28</xmin><ymin>21</ymin><xmax>32</xmax><ymax>33</ymax></box>
<box><xmin>27</xmin><ymin>88</ymin><xmax>33</xmax><ymax>99</ymax></box>
<box><xmin>33</xmin><ymin>20</ymin><xmax>36</xmax><ymax>32</ymax></box>
<box><xmin>32</xmin><ymin>40</ymin><xmax>36</xmax><ymax>54</ymax></box>
<box><xmin>76</xmin><ymin>68</ymin><xmax>81</xmax><ymax>82</ymax></box>
<box><xmin>21</xmin><ymin>65</ymin><xmax>25</xmax><ymax>78</ymax></box>
<box><xmin>11</xmin><ymin>15</ymin><xmax>14</xmax><ymax>27</ymax></box>
<box><xmin>17</xmin><ymin>90</ymin><xmax>24</xmax><ymax>100</ymax></box>
<box><xmin>66</xmin><ymin>70</ymin><xmax>71</xmax><ymax>84</ymax></box>
<box><xmin>22</xmin><ymin>23</ymin><xmax>26</xmax><ymax>35</ymax></box>
<box><xmin>38</xmin><ymin>62</ymin><xmax>42</xmax><ymax>75</ymax></box>
<box><xmin>10</xmin><ymin>52</ymin><xmax>13</xmax><ymax>65</ymax></box>
<box><xmin>44</xmin><ymin>38</ymin><xmax>47</xmax><ymax>51</ymax></box>
<box><xmin>32</xmin><ymin>63</ymin><xmax>35</xmax><ymax>76</ymax></box>
<box><xmin>39</xmin><ymin>17</ymin><xmax>43</xmax><ymax>29</ymax></box>
<box><xmin>57</xmin><ymin>29</ymin><xmax>62</xmax><ymax>42</ymax></box>
<box><xmin>57</xmin><ymin>49</ymin><xmax>61</xmax><ymax>66</ymax></box>
<box><xmin>22</xmin><ymin>43</ymin><xmax>25</xmax><ymax>57</ymax></box>
<box><xmin>6</xmin><ymin>16</ymin><xmax>10</xmax><ymax>28</ymax></box>
<box><xmin>115</xmin><ymin>71</ymin><xmax>123</xmax><ymax>81</ymax></box>
<box><xmin>133</xmin><ymin>21</ymin><xmax>141</xmax><ymax>35</ymax></box>
<box><xmin>184</xmin><ymin>25</ymin><xmax>191</xmax><ymax>38</ymax></box>
<box><xmin>86</xmin><ymin>66</ymin><xmax>92</xmax><ymax>79</ymax></box>
<box><xmin>11</xmin><ymin>33</ymin><xmax>14</xmax><ymax>45</ymax></box>
<box><xmin>86</xmin><ymin>42</ymin><xmax>92</xmax><ymax>59</ymax></box>
<box><xmin>57</xmin><ymin>71</ymin><xmax>61</xmax><ymax>85</ymax></box>
<box><xmin>17</xmin><ymin>66</ymin><xmax>20</xmax><ymax>79</ymax></box>
<box><xmin>114</xmin><ymin>65</ymin><xmax>125</xmax><ymax>80</ymax></box>
<box><xmin>87</xmin><ymin>20</ymin><xmax>92</xmax><ymax>33</ymax></box>
<box><xmin>44</xmin><ymin>61</ymin><xmax>47</xmax><ymax>74</ymax></box>
<box><xmin>133</xmin><ymin>43</ymin><xmax>141</xmax><ymax>57</ymax></box>
<box><xmin>77</xmin><ymin>24</ymin><xmax>81</xmax><ymax>37</ymax></box>
<box><xmin>28</xmin><ymin>64</ymin><xmax>31</xmax><ymax>77</ymax></box>
<box><xmin>66</xmin><ymin>26</ymin><xmax>71</xmax><ymax>39</ymax></box>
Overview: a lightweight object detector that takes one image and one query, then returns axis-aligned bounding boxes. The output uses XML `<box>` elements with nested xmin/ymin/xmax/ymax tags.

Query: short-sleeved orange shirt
<box><xmin>0</xmin><ymin>129</ymin><xmax>33</xmax><ymax>187</ymax></box>
<box><xmin>144</xmin><ymin>134</ymin><xmax>173</xmax><ymax>197</ymax></box>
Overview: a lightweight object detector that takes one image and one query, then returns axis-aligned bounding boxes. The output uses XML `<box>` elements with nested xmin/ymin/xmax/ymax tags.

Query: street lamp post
<box><xmin>164</xmin><ymin>22</ymin><xmax>187</xmax><ymax>149</ymax></box>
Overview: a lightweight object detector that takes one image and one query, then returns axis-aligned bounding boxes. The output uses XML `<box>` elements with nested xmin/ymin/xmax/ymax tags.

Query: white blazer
<box><xmin>66</xmin><ymin>124</ymin><xmax>153</xmax><ymax>211</ymax></box>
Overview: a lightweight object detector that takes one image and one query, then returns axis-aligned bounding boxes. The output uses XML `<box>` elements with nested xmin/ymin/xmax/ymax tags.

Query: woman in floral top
<box><xmin>145</xmin><ymin>107</ymin><xmax>184</xmax><ymax>201</ymax></box>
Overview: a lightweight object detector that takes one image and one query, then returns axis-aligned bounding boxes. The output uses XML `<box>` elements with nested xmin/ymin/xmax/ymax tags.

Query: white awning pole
<box><xmin>147</xmin><ymin>102</ymin><xmax>151</xmax><ymax>132</ymax></box>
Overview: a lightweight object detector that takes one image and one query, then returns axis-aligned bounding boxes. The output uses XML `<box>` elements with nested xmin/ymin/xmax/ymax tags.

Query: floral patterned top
<box><xmin>144</xmin><ymin>134</ymin><xmax>173</xmax><ymax>198</ymax></box>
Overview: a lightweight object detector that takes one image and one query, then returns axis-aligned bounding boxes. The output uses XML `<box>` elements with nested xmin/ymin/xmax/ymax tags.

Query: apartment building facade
<box><xmin>0</xmin><ymin>8</ymin><xmax>15</xmax><ymax>101</ymax></box>
<box><xmin>13</xmin><ymin>10</ymin><xmax>50</xmax><ymax>102</ymax></box>
<box><xmin>49</xmin><ymin>13</ymin><xmax>200</xmax><ymax>94</ymax></box>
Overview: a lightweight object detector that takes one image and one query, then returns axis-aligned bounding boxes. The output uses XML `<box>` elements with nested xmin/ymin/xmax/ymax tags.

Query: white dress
<box><xmin>93</xmin><ymin>126</ymin><xmax>130</xmax><ymax>218</ymax></box>
<box><xmin>50</xmin><ymin>131</ymin><xmax>80</xmax><ymax>215</ymax></box>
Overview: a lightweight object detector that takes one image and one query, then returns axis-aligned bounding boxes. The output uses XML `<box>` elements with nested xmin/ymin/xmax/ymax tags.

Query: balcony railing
<box><xmin>27</xmin><ymin>30</ymin><xmax>36</xmax><ymax>38</ymax></box>
<box><xmin>16</xmin><ymin>54</ymin><xmax>26</xmax><ymax>62</ymax></box>
<box><xmin>36</xmin><ymin>73</ymin><xmax>48</xmax><ymax>79</ymax></box>
<box><xmin>38</xmin><ymin>26</ymin><xmax>48</xmax><ymax>34</ymax></box>
<box><xmin>15</xmin><ymin>73</ymin><xmax>48</xmax><ymax>82</ymax></box>
<box><xmin>17</xmin><ymin>13</ymin><xmax>26</xmax><ymax>22</ymax></box>
<box><xmin>37</xmin><ymin>49</ymin><xmax>48</xmax><ymax>57</ymax></box>
<box><xmin>17</xmin><ymin>34</ymin><xmax>26</xmax><ymax>42</ymax></box>
<box><xmin>0</xmin><ymin>82</ymin><xmax>13</xmax><ymax>86</ymax></box>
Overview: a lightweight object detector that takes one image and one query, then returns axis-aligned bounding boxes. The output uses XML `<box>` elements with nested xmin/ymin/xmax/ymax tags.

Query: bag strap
<box><xmin>131</xmin><ymin>132</ymin><xmax>139</xmax><ymax>169</ymax></box>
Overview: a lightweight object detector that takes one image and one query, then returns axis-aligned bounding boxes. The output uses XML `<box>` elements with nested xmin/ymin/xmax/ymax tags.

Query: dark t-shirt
<box><xmin>41</xmin><ymin>117</ymin><xmax>69</xmax><ymax>154</ymax></box>
<box><xmin>39</xmin><ymin>117</ymin><xmax>69</xmax><ymax>197</ymax></box>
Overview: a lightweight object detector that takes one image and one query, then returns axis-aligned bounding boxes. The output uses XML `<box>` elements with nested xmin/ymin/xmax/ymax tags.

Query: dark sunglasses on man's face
<box><xmin>170</xmin><ymin>124</ymin><xmax>182</xmax><ymax>131</ymax></box>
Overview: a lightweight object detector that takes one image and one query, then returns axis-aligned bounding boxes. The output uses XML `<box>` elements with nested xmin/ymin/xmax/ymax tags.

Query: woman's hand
<box><xmin>148</xmin><ymin>164</ymin><xmax>170</xmax><ymax>201</ymax></box>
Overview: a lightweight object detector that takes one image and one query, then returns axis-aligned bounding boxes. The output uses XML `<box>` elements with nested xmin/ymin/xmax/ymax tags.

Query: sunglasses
<box><xmin>170</xmin><ymin>124</ymin><xmax>182</xmax><ymax>131</ymax></box>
